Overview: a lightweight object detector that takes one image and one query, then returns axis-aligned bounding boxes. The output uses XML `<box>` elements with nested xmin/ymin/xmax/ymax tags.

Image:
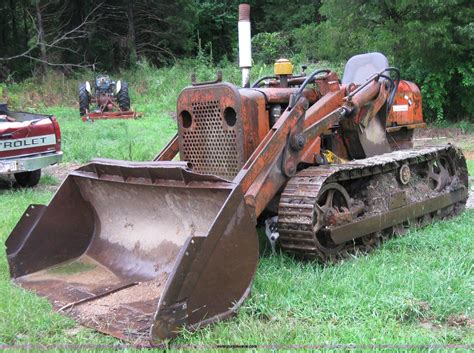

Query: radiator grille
<box><xmin>182</xmin><ymin>100</ymin><xmax>240</xmax><ymax>180</ymax></box>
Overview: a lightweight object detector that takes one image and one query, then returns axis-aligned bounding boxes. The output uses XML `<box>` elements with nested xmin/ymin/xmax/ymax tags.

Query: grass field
<box><xmin>0</xmin><ymin>62</ymin><xmax>473</xmax><ymax>348</ymax></box>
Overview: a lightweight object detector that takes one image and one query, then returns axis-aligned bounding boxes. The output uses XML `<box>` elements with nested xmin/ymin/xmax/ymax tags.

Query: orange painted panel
<box><xmin>387</xmin><ymin>80</ymin><xmax>424</xmax><ymax>127</ymax></box>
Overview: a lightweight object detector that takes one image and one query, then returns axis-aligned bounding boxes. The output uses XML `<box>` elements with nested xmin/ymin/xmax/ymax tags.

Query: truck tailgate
<box><xmin>0</xmin><ymin>118</ymin><xmax>58</xmax><ymax>159</ymax></box>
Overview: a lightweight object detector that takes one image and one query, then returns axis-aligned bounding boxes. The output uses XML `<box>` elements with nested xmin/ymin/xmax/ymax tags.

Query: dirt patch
<box><xmin>467</xmin><ymin>195</ymin><xmax>474</xmax><ymax>209</ymax></box>
<box><xmin>413</xmin><ymin>127</ymin><xmax>474</xmax><ymax>153</ymax></box>
<box><xmin>20</xmin><ymin>256</ymin><xmax>123</xmax><ymax>297</ymax></box>
<box><xmin>36</xmin><ymin>162</ymin><xmax>82</xmax><ymax>192</ymax></box>
<box><xmin>419</xmin><ymin>318</ymin><xmax>441</xmax><ymax>331</ymax></box>
<box><xmin>43</xmin><ymin>162</ymin><xmax>82</xmax><ymax>183</ymax></box>
<box><xmin>0</xmin><ymin>162</ymin><xmax>82</xmax><ymax>192</ymax></box>
<box><xmin>463</xmin><ymin>150</ymin><xmax>474</xmax><ymax>160</ymax></box>
<box><xmin>447</xmin><ymin>314</ymin><xmax>474</xmax><ymax>328</ymax></box>
<box><xmin>65</xmin><ymin>275</ymin><xmax>168</xmax><ymax>342</ymax></box>
<box><xmin>419</xmin><ymin>315</ymin><xmax>473</xmax><ymax>331</ymax></box>
<box><xmin>45</xmin><ymin>256</ymin><xmax>120</xmax><ymax>288</ymax></box>
<box><xmin>361</xmin><ymin>171</ymin><xmax>439</xmax><ymax>215</ymax></box>
<box><xmin>166</xmin><ymin>111</ymin><xmax>177</xmax><ymax>121</ymax></box>
<box><xmin>58</xmin><ymin>272</ymin><xmax>170</xmax><ymax>342</ymax></box>
<box><xmin>77</xmin><ymin>272</ymin><xmax>168</xmax><ymax>319</ymax></box>
<box><xmin>414</xmin><ymin>127</ymin><xmax>465</xmax><ymax>139</ymax></box>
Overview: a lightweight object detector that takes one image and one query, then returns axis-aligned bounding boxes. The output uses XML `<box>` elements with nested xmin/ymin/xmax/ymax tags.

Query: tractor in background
<box><xmin>79</xmin><ymin>75</ymin><xmax>139</xmax><ymax>121</ymax></box>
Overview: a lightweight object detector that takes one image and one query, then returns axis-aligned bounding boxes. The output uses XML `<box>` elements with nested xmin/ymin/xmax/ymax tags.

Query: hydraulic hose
<box><xmin>289</xmin><ymin>69</ymin><xmax>330</xmax><ymax>108</ymax></box>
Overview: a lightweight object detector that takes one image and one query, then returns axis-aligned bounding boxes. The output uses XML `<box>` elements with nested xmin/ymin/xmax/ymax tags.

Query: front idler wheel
<box><xmin>313</xmin><ymin>183</ymin><xmax>351</xmax><ymax>255</ymax></box>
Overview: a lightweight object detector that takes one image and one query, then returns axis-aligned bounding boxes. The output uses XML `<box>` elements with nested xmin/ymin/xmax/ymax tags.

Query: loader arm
<box><xmin>239</xmin><ymin>75</ymin><xmax>386</xmax><ymax>219</ymax></box>
<box><xmin>152</xmin><ymin>73</ymin><xmax>387</xmax><ymax>220</ymax></box>
<box><xmin>154</xmin><ymin>133</ymin><xmax>179</xmax><ymax>161</ymax></box>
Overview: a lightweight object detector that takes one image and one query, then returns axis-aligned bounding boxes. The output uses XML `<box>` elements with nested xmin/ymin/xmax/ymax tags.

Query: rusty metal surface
<box><xmin>261</xmin><ymin>72</ymin><xmax>339</xmax><ymax>95</ymax></box>
<box><xmin>386</xmin><ymin>122</ymin><xmax>426</xmax><ymax>133</ymax></box>
<box><xmin>329</xmin><ymin>187</ymin><xmax>467</xmax><ymax>245</ymax></box>
<box><xmin>239</xmin><ymin>89</ymin><xmax>269</xmax><ymax>154</ymax></box>
<box><xmin>152</xmin><ymin>185</ymin><xmax>259</xmax><ymax>341</ymax></box>
<box><xmin>387</xmin><ymin>128</ymin><xmax>415</xmax><ymax>150</ymax></box>
<box><xmin>254</xmin><ymin>87</ymin><xmax>319</xmax><ymax>104</ymax></box>
<box><xmin>82</xmin><ymin>110</ymin><xmax>141</xmax><ymax>122</ymax></box>
<box><xmin>239</xmin><ymin>97</ymin><xmax>308</xmax><ymax>218</ymax></box>
<box><xmin>239</xmin><ymin>66</ymin><xmax>405</xmax><ymax>220</ymax></box>
<box><xmin>387</xmin><ymin>80</ymin><xmax>424</xmax><ymax>127</ymax></box>
<box><xmin>153</xmin><ymin>134</ymin><xmax>179</xmax><ymax>161</ymax></box>
<box><xmin>303</xmin><ymin>88</ymin><xmax>346</xmax><ymax>129</ymax></box>
<box><xmin>278</xmin><ymin>145</ymin><xmax>468</xmax><ymax>262</ymax></box>
<box><xmin>347</xmin><ymin>80</ymin><xmax>381</xmax><ymax>111</ymax></box>
<box><xmin>341</xmin><ymin>80</ymin><xmax>393</xmax><ymax>158</ymax></box>
<box><xmin>177</xmin><ymin>83</ymin><xmax>244</xmax><ymax>180</ymax></box>
<box><xmin>6</xmin><ymin>160</ymin><xmax>258</xmax><ymax>343</ymax></box>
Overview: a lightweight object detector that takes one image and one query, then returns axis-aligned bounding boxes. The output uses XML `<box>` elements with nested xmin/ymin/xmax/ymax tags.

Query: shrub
<box><xmin>252</xmin><ymin>32</ymin><xmax>292</xmax><ymax>64</ymax></box>
<box><xmin>290</xmin><ymin>24</ymin><xmax>322</xmax><ymax>62</ymax></box>
<box><xmin>316</xmin><ymin>0</ymin><xmax>474</xmax><ymax>122</ymax></box>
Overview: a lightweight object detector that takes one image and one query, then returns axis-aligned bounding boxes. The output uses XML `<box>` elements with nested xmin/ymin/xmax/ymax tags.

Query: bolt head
<box><xmin>291</xmin><ymin>134</ymin><xmax>305</xmax><ymax>151</ymax></box>
<box><xmin>399</xmin><ymin>164</ymin><xmax>411</xmax><ymax>185</ymax></box>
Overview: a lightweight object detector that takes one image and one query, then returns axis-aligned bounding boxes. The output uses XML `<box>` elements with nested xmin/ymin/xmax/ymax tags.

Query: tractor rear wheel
<box><xmin>79</xmin><ymin>83</ymin><xmax>90</xmax><ymax>116</ymax></box>
<box><xmin>117</xmin><ymin>81</ymin><xmax>130</xmax><ymax>111</ymax></box>
<box><xmin>14</xmin><ymin>169</ymin><xmax>41</xmax><ymax>187</ymax></box>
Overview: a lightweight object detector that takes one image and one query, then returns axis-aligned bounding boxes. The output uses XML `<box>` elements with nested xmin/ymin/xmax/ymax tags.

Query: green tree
<box><xmin>317</xmin><ymin>0</ymin><xmax>474</xmax><ymax>121</ymax></box>
<box><xmin>193</xmin><ymin>0</ymin><xmax>239</xmax><ymax>62</ymax></box>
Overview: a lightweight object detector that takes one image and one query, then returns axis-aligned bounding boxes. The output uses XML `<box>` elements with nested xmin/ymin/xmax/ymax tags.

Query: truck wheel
<box><xmin>79</xmin><ymin>82</ymin><xmax>90</xmax><ymax>116</ymax></box>
<box><xmin>117</xmin><ymin>81</ymin><xmax>130</xmax><ymax>111</ymax></box>
<box><xmin>14</xmin><ymin>169</ymin><xmax>41</xmax><ymax>187</ymax></box>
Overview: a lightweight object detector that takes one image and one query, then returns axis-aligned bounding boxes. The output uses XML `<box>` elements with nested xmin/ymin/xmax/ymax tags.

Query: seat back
<box><xmin>342</xmin><ymin>52</ymin><xmax>389</xmax><ymax>85</ymax></box>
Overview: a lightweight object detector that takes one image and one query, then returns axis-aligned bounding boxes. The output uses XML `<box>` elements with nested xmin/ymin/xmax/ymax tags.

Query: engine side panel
<box><xmin>387</xmin><ymin>80</ymin><xmax>424</xmax><ymax>127</ymax></box>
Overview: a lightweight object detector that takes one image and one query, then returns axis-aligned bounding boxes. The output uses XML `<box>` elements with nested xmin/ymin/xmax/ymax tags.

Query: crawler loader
<box><xmin>5</xmin><ymin>4</ymin><xmax>468</xmax><ymax>345</ymax></box>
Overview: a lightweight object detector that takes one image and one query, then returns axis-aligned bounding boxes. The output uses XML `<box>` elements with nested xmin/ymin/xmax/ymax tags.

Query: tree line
<box><xmin>0</xmin><ymin>0</ymin><xmax>472</xmax><ymax>121</ymax></box>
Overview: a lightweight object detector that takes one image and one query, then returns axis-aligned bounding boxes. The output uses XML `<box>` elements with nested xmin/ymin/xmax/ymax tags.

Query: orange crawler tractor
<box><xmin>6</xmin><ymin>4</ymin><xmax>468</xmax><ymax>345</ymax></box>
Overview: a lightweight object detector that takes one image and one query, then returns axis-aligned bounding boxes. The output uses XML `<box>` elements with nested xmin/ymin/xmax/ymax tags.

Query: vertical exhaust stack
<box><xmin>238</xmin><ymin>4</ymin><xmax>252</xmax><ymax>88</ymax></box>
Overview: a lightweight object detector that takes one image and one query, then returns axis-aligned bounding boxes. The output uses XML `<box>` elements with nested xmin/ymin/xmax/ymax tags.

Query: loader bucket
<box><xmin>6</xmin><ymin>159</ymin><xmax>259</xmax><ymax>344</ymax></box>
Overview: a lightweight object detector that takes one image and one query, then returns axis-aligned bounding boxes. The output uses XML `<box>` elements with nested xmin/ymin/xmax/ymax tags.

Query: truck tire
<box><xmin>117</xmin><ymin>81</ymin><xmax>130</xmax><ymax>111</ymax></box>
<box><xmin>14</xmin><ymin>169</ymin><xmax>41</xmax><ymax>187</ymax></box>
<box><xmin>79</xmin><ymin>82</ymin><xmax>90</xmax><ymax>116</ymax></box>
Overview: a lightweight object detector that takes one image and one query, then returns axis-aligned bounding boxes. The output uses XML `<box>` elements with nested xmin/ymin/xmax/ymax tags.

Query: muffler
<box><xmin>6</xmin><ymin>159</ymin><xmax>259</xmax><ymax>343</ymax></box>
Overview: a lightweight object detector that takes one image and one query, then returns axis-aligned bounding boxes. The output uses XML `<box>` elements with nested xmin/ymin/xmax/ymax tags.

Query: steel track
<box><xmin>277</xmin><ymin>144</ymin><xmax>468</xmax><ymax>262</ymax></box>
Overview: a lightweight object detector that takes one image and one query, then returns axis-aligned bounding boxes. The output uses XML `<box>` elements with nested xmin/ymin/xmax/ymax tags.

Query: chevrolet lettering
<box><xmin>0</xmin><ymin>134</ymin><xmax>56</xmax><ymax>152</ymax></box>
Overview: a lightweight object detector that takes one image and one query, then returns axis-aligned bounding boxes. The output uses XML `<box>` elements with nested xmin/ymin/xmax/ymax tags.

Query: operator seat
<box><xmin>342</xmin><ymin>52</ymin><xmax>389</xmax><ymax>85</ymax></box>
